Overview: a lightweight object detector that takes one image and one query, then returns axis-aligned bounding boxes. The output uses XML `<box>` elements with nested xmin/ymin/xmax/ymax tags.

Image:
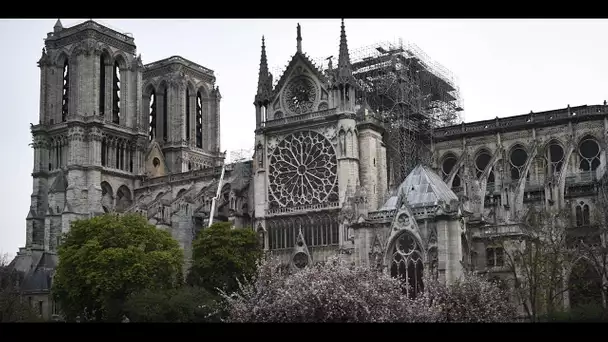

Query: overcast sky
<box><xmin>1</xmin><ymin>18</ymin><xmax>608</xmax><ymax>258</ymax></box>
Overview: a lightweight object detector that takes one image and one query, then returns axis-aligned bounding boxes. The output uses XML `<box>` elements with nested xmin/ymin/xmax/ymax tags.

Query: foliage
<box><xmin>498</xmin><ymin>208</ymin><xmax>573</xmax><ymax>321</ymax></box>
<box><xmin>124</xmin><ymin>286</ymin><xmax>222</xmax><ymax>322</ymax></box>
<box><xmin>52</xmin><ymin>214</ymin><xmax>184</xmax><ymax>322</ymax></box>
<box><xmin>188</xmin><ymin>222</ymin><xmax>262</xmax><ymax>294</ymax></box>
<box><xmin>410</xmin><ymin>273</ymin><xmax>518</xmax><ymax>322</ymax></box>
<box><xmin>545</xmin><ymin>303</ymin><xmax>608</xmax><ymax>322</ymax></box>
<box><xmin>222</xmin><ymin>256</ymin><xmax>516</xmax><ymax>322</ymax></box>
<box><xmin>0</xmin><ymin>253</ymin><xmax>42</xmax><ymax>322</ymax></box>
<box><xmin>222</xmin><ymin>256</ymin><xmax>407</xmax><ymax>322</ymax></box>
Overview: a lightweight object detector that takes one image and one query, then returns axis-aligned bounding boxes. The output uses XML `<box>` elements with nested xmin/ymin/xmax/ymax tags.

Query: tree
<box><xmin>124</xmin><ymin>286</ymin><xmax>222</xmax><ymax>322</ymax></box>
<box><xmin>412</xmin><ymin>273</ymin><xmax>518</xmax><ymax>322</ymax></box>
<box><xmin>187</xmin><ymin>222</ymin><xmax>262</xmax><ymax>294</ymax></box>
<box><xmin>497</xmin><ymin>208</ymin><xmax>574</xmax><ymax>321</ymax></box>
<box><xmin>52</xmin><ymin>213</ymin><xmax>184</xmax><ymax>322</ymax></box>
<box><xmin>222</xmin><ymin>256</ymin><xmax>515</xmax><ymax>322</ymax></box>
<box><xmin>569</xmin><ymin>179</ymin><xmax>608</xmax><ymax>313</ymax></box>
<box><xmin>222</xmin><ymin>256</ymin><xmax>408</xmax><ymax>322</ymax></box>
<box><xmin>0</xmin><ymin>253</ymin><xmax>41</xmax><ymax>322</ymax></box>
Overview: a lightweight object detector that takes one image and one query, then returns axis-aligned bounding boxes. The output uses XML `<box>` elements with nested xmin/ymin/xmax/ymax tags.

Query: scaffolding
<box><xmin>346</xmin><ymin>39</ymin><xmax>464</xmax><ymax>187</ymax></box>
<box><xmin>270</xmin><ymin>38</ymin><xmax>464</xmax><ymax>188</ymax></box>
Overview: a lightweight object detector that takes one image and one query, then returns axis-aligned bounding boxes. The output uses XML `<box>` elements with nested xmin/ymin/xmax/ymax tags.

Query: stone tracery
<box><xmin>268</xmin><ymin>131</ymin><xmax>338</xmax><ymax>209</ymax></box>
<box><xmin>390</xmin><ymin>231</ymin><xmax>424</xmax><ymax>299</ymax></box>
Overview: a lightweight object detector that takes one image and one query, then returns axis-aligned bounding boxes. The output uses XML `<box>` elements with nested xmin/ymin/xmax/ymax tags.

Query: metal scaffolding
<box><xmin>271</xmin><ymin>38</ymin><xmax>464</xmax><ymax>189</ymax></box>
<box><xmin>347</xmin><ymin>39</ymin><xmax>464</xmax><ymax>187</ymax></box>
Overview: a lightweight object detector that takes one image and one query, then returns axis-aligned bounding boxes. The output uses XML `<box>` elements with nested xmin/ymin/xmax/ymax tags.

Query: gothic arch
<box><xmin>567</xmin><ymin>257</ymin><xmax>603</xmax><ymax>310</ymax></box>
<box><xmin>578</xmin><ymin>134</ymin><xmax>602</xmax><ymax>172</ymax></box>
<box><xmin>440</xmin><ymin>151</ymin><xmax>461</xmax><ymax>186</ymax></box>
<box><xmin>473</xmin><ymin>147</ymin><xmax>494</xmax><ymax>180</ymax></box>
<box><xmin>177</xmin><ymin>188</ymin><xmax>187</xmax><ymax>197</ymax></box>
<box><xmin>577</xmin><ymin>133</ymin><xmax>601</xmax><ymax>147</ymax></box>
<box><xmin>54</xmin><ymin>50</ymin><xmax>70</xmax><ymax>66</ymax></box>
<box><xmin>115</xmin><ymin>185</ymin><xmax>133</xmax><ymax>213</ymax></box>
<box><xmin>143</xmin><ymin>82</ymin><xmax>156</xmax><ymax>97</ymax></box>
<box><xmin>541</xmin><ymin>137</ymin><xmax>565</xmax><ymax>154</ymax></box>
<box><xmin>99</xmin><ymin>48</ymin><xmax>112</xmax><ymax>63</ymax></box>
<box><xmin>157</xmin><ymin>79</ymin><xmax>169</xmax><ymax>92</ymax></box>
<box><xmin>386</xmin><ymin>230</ymin><xmax>425</xmax><ymax>298</ymax></box>
<box><xmin>112</xmin><ymin>52</ymin><xmax>129</xmax><ymax>69</ymax></box>
<box><xmin>155</xmin><ymin>191</ymin><xmax>166</xmax><ymax>200</ymax></box>
<box><xmin>508</xmin><ymin>143</ymin><xmax>529</xmax><ymax>180</ymax></box>
<box><xmin>543</xmin><ymin>138</ymin><xmax>566</xmax><ymax>176</ymax></box>
<box><xmin>506</xmin><ymin>142</ymin><xmax>529</xmax><ymax>157</ymax></box>
<box><xmin>100</xmin><ymin>181</ymin><xmax>114</xmax><ymax>213</ymax></box>
<box><xmin>472</xmin><ymin>146</ymin><xmax>493</xmax><ymax>160</ymax></box>
<box><xmin>194</xmin><ymin>82</ymin><xmax>211</xmax><ymax>98</ymax></box>
<box><xmin>186</xmin><ymin>80</ymin><xmax>196</xmax><ymax>94</ymax></box>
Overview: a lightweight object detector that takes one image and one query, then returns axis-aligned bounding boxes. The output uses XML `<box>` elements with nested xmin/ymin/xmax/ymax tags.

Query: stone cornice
<box><xmin>433</xmin><ymin>104</ymin><xmax>608</xmax><ymax>142</ymax></box>
<box><xmin>45</xmin><ymin>20</ymin><xmax>136</xmax><ymax>55</ymax></box>
<box><xmin>143</xmin><ymin>56</ymin><xmax>215</xmax><ymax>83</ymax></box>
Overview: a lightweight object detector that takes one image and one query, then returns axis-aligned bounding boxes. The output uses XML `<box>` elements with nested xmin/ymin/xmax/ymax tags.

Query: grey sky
<box><xmin>2</xmin><ymin>18</ymin><xmax>608</xmax><ymax>258</ymax></box>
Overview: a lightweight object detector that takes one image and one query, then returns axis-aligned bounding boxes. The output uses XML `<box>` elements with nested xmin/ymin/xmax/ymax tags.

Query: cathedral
<box><xmin>11</xmin><ymin>19</ymin><xmax>607</xmax><ymax>319</ymax></box>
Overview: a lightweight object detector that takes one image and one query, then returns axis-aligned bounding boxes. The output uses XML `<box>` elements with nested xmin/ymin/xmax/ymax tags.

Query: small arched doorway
<box><xmin>390</xmin><ymin>231</ymin><xmax>424</xmax><ymax>298</ymax></box>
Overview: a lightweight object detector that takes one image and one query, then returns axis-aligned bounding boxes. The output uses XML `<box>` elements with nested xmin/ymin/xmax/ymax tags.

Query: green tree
<box><xmin>124</xmin><ymin>286</ymin><xmax>222</xmax><ymax>322</ymax></box>
<box><xmin>187</xmin><ymin>222</ymin><xmax>262</xmax><ymax>294</ymax></box>
<box><xmin>52</xmin><ymin>214</ymin><xmax>184</xmax><ymax>322</ymax></box>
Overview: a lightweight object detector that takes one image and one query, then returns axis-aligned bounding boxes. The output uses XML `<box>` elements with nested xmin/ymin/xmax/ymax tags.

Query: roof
<box><xmin>381</xmin><ymin>164</ymin><xmax>458</xmax><ymax>210</ymax></box>
<box><xmin>11</xmin><ymin>251</ymin><xmax>58</xmax><ymax>294</ymax></box>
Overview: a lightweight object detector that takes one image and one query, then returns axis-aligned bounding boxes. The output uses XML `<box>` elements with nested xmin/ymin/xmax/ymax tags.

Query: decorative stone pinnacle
<box><xmin>296</xmin><ymin>23</ymin><xmax>302</xmax><ymax>53</ymax></box>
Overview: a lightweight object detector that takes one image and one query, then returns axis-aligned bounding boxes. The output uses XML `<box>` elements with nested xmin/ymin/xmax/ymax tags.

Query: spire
<box><xmin>54</xmin><ymin>19</ymin><xmax>63</xmax><ymax>33</ymax></box>
<box><xmin>338</xmin><ymin>18</ymin><xmax>351</xmax><ymax>68</ymax></box>
<box><xmin>258</xmin><ymin>36</ymin><xmax>269</xmax><ymax>90</ymax></box>
<box><xmin>335</xmin><ymin>18</ymin><xmax>354</xmax><ymax>85</ymax></box>
<box><xmin>256</xmin><ymin>36</ymin><xmax>272</xmax><ymax>103</ymax></box>
<box><xmin>296</xmin><ymin>23</ymin><xmax>302</xmax><ymax>54</ymax></box>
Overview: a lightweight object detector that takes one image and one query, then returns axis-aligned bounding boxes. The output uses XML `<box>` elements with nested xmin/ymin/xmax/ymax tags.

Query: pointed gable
<box><xmin>145</xmin><ymin>141</ymin><xmax>170</xmax><ymax>178</ymax></box>
<box><xmin>273</xmin><ymin>52</ymin><xmax>327</xmax><ymax>99</ymax></box>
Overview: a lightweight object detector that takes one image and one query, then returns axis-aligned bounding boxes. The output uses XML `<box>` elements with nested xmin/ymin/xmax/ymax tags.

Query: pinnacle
<box><xmin>54</xmin><ymin>19</ymin><xmax>63</xmax><ymax>32</ymax></box>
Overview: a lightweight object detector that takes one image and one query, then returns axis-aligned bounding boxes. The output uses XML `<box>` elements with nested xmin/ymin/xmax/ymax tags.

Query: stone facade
<box><xmin>12</xmin><ymin>19</ymin><xmax>608</xmax><ymax>320</ymax></box>
<box><xmin>11</xmin><ymin>19</ymin><xmax>226</xmax><ymax>320</ymax></box>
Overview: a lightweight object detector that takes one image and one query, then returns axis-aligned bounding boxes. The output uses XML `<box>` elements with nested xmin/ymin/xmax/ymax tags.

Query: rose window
<box><xmin>269</xmin><ymin>131</ymin><xmax>338</xmax><ymax>208</ymax></box>
<box><xmin>284</xmin><ymin>77</ymin><xmax>317</xmax><ymax>115</ymax></box>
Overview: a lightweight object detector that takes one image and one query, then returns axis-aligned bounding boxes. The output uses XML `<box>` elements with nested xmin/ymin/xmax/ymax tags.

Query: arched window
<box><xmin>486</xmin><ymin>246</ymin><xmax>504</xmax><ymax>267</ymax></box>
<box><xmin>99</xmin><ymin>54</ymin><xmax>106</xmax><ymax>115</ymax></box>
<box><xmin>510</xmin><ymin>146</ymin><xmax>528</xmax><ymax>180</ymax></box>
<box><xmin>441</xmin><ymin>154</ymin><xmax>460</xmax><ymax>188</ymax></box>
<box><xmin>163</xmin><ymin>87</ymin><xmax>168</xmax><ymax>141</ymax></box>
<box><xmin>575</xmin><ymin>201</ymin><xmax>591</xmax><ymax>226</ymax></box>
<box><xmin>186</xmin><ymin>88</ymin><xmax>190</xmax><ymax>142</ymax></box>
<box><xmin>475</xmin><ymin>150</ymin><xmax>494</xmax><ymax>183</ymax></box>
<box><xmin>576</xmin><ymin>205</ymin><xmax>583</xmax><ymax>226</ymax></box>
<box><xmin>61</xmin><ymin>60</ymin><xmax>70</xmax><ymax>122</ymax></box>
<box><xmin>112</xmin><ymin>61</ymin><xmax>121</xmax><ymax>124</ymax></box>
<box><xmin>196</xmin><ymin>91</ymin><xmax>203</xmax><ymax>148</ymax></box>
<box><xmin>149</xmin><ymin>90</ymin><xmax>156</xmax><ymax>141</ymax></box>
<box><xmin>256</xmin><ymin>143</ymin><xmax>264</xmax><ymax>168</ymax></box>
<box><xmin>579</xmin><ymin>137</ymin><xmax>601</xmax><ymax>172</ymax></box>
<box><xmin>547</xmin><ymin>141</ymin><xmax>564</xmax><ymax>176</ymax></box>
<box><xmin>390</xmin><ymin>232</ymin><xmax>424</xmax><ymax>299</ymax></box>
<box><xmin>101</xmin><ymin>138</ymin><xmax>107</xmax><ymax>167</ymax></box>
<box><xmin>569</xmin><ymin>260</ymin><xmax>603</xmax><ymax>310</ymax></box>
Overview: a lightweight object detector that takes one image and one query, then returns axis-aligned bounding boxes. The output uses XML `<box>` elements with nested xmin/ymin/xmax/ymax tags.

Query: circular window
<box><xmin>293</xmin><ymin>252</ymin><xmax>309</xmax><ymax>269</ymax></box>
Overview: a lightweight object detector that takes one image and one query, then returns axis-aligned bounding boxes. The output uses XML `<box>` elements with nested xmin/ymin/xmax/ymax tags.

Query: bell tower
<box><xmin>26</xmin><ymin>19</ymin><xmax>146</xmax><ymax>253</ymax></box>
